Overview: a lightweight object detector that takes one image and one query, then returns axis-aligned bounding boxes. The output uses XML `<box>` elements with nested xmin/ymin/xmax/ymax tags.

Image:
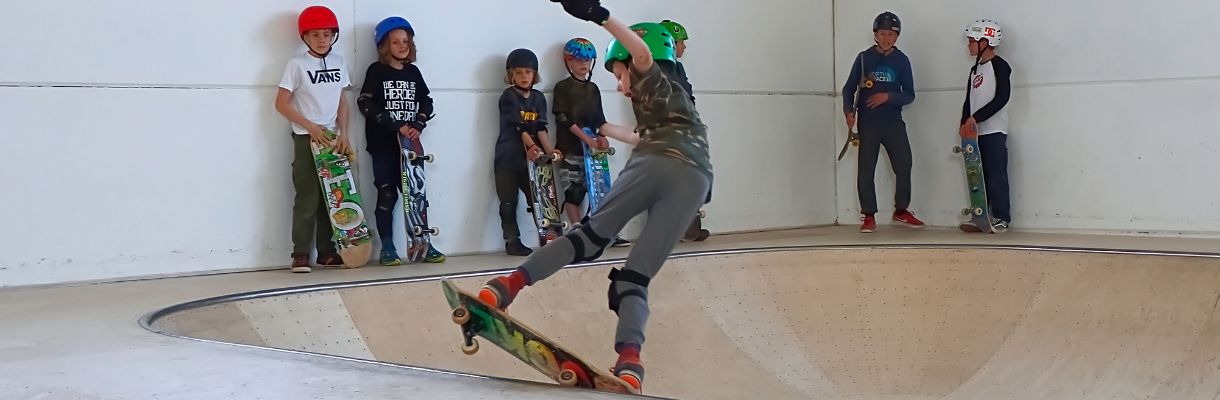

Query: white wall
<box><xmin>833</xmin><ymin>0</ymin><xmax>1220</xmax><ymax>234</ymax></box>
<box><xmin>1</xmin><ymin>0</ymin><xmax>836</xmax><ymax>287</ymax></box>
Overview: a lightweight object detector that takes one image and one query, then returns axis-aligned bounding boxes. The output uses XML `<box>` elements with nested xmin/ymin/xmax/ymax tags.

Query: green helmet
<box><xmin>661</xmin><ymin>20</ymin><xmax>688</xmax><ymax>41</ymax></box>
<box><xmin>604</xmin><ymin>22</ymin><xmax>677</xmax><ymax>73</ymax></box>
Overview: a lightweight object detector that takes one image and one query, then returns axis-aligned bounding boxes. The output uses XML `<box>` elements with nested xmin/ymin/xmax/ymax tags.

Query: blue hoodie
<box><xmin>842</xmin><ymin>47</ymin><xmax>916</xmax><ymax>122</ymax></box>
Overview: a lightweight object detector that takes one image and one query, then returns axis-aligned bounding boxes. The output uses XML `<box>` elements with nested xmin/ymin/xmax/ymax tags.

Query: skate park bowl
<box><xmin>142</xmin><ymin>245</ymin><xmax>1220</xmax><ymax>399</ymax></box>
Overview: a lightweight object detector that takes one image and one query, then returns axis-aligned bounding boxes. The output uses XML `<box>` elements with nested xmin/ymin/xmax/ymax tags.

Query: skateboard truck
<box><xmin>406</xmin><ymin>151</ymin><xmax>434</xmax><ymax>163</ymax></box>
<box><xmin>411</xmin><ymin>226</ymin><xmax>440</xmax><ymax>236</ymax></box>
<box><xmin>451</xmin><ymin>307</ymin><xmax>481</xmax><ymax>355</ymax></box>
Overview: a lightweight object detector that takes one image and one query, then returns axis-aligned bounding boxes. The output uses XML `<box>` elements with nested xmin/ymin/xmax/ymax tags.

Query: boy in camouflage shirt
<box><xmin>479</xmin><ymin>1</ymin><xmax>711</xmax><ymax>391</ymax></box>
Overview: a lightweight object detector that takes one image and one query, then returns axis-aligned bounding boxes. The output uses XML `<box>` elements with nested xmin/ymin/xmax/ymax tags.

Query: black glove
<box><xmin>550</xmin><ymin>0</ymin><xmax>609</xmax><ymax>25</ymax></box>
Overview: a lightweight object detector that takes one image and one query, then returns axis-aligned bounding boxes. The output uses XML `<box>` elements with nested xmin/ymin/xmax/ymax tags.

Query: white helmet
<box><xmin>965</xmin><ymin>19</ymin><xmax>1002</xmax><ymax>47</ymax></box>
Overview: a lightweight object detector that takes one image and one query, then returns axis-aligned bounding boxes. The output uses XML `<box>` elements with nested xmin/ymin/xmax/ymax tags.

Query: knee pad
<box><xmin>607</xmin><ymin>268</ymin><xmax>651</xmax><ymax>314</ymax></box>
<box><xmin>564</xmin><ymin>185</ymin><xmax>587</xmax><ymax>206</ymax></box>
<box><xmin>376</xmin><ymin>186</ymin><xmax>398</xmax><ymax>211</ymax></box>
<box><xmin>565</xmin><ymin>216</ymin><xmax>610</xmax><ymax>263</ymax></box>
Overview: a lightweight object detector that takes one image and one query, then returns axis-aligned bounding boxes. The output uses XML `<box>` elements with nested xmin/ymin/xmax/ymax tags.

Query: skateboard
<box><xmin>953</xmin><ymin>135</ymin><xmax>993</xmax><ymax>233</ymax></box>
<box><xmin>440</xmin><ymin>279</ymin><xmax>640</xmax><ymax>395</ymax></box>
<box><xmin>400</xmin><ymin>136</ymin><xmax>439</xmax><ymax>262</ymax></box>
<box><xmin>579</xmin><ymin>128</ymin><xmax>616</xmax><ymax>214</ymax></box>
<box><xmin>836</xmin><ymin>129</ymin><xmax>861</xmax><ymax>161</ymax></box>
<box><xmin>527</xmin><ymin>152</ymin><xmax>567</xmax><ymax>246</ymax></box>
<box><xmin>681</xmin><ymin>210</ymin><xmax>709</xmax><ymax>242</ymax></box>
<box><xmin>310</xmin><ymin>129</ymin><xmax>373</xmax><ymax>267</ymax></box>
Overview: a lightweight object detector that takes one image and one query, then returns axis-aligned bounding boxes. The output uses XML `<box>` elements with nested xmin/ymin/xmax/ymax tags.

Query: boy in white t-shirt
<box><xmin>274</xmin><ymin>5</ymin><xmax>354</xmax><ymax>272</ymax></box>
<box><xmin>961</xmin><ymin>19</ymin><xmax>1012</xmax><ymax>232</ymax></box>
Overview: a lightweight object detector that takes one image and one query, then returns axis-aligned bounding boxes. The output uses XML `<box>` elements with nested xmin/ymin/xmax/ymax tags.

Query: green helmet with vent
<box><xmin>604</xmin><ymin>22</ymin><xmax>677</xmax><ymax>73</ymax></box>
<box><xmin>660</xmin><ymin>20</ymin><xmax>688</xmax><ymax>41</ymax></box>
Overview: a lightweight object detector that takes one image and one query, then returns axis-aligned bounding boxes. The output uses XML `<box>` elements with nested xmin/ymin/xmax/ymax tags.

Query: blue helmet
<box><xmin>563</xmin><ymin>38</ymin><xmax>597</xmax><ymax>61</ymax></box>
<box><xmin>374</xmin><ymin>16</ymin><xmax>414</xmax><ymax>47</ymax></box>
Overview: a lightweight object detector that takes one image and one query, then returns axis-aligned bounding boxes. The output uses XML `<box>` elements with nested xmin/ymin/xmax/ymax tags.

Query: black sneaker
<box><xmin>505</xmin><ymin>238</ymin><xmax>533</xmax><ymax>256</ymax></box>
<box><xmin>992</xmin><ymin>220</ymin><xmax>1010</xmax><ymax>233</ymax></box>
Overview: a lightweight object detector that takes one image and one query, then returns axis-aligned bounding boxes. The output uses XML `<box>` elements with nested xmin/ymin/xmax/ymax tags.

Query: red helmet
<box><xmin>298</xmin><ymin>6</ymin><xmax>339</xmax><ymax>37</ymax></box>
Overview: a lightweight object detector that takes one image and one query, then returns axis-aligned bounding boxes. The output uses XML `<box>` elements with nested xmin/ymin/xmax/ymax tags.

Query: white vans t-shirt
<box><xmin>279</xmin><ymin>52</ymin><xmax>351</xmax><ymax>135</ymax></box>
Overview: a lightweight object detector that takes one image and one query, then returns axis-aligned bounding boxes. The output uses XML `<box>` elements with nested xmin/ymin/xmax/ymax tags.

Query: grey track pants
<box><xmin>517</xmin><ymin>154</ymin><xmax>711</xmax><ymax>348</ymax></box>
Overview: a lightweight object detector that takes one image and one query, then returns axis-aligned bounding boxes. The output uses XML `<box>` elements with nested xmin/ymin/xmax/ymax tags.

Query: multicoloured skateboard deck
<box><xmin>441</xmin><ymin>279</ymin><xmax>640</xmax><ymax>395</ymax></box>
<box><xmin>580</xmin><ymin>128</ymin><xmax>615</xmax><ymax>213</ymax></box>
<box><xmin>953</xmin><ymin>135</ymin><xmax>993</xmax><ymax>233</ymax></box>
<box><xmin>527</xmin><ymin>152</ymin><xmax>567</xmax><ymax>246</ymax></box>
<box><xmin>400</xmin><ymin>136</ymin><xmax>438</xmax><ymax>262</ymax></box>
<box><xmin>310</xmin><ymin>129</ymin><xmax>372</xmax><ymax>267</ymax></box>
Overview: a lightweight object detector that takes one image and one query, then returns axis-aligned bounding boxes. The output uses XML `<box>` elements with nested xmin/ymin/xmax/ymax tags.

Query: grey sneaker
<box><xmin>992</xmin><ymin>220</ymin><xmax>1009</xmax><ymax>233</ymax></box>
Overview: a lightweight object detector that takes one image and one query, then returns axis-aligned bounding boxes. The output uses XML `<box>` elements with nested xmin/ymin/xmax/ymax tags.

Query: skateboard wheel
<box><xmin>424</xmin><ymin>154</ymin><xmax>434</xmax><ymax>163</ymax></box>
<box><xmin>451</xmin><ymin>307</ymin><xmax>471</xmax><ymax>325</ymax></box>
<box><xmin>607</xmin><ymin>147</ymin><xmax>616</xmax><ymax>156</ymax></box>
<box><xmin>952</xmin><ymin>146</ymin><xmax>963</xmax><ymax>153</ymax></box>
<box><xmin>974</xmin><ymin>207</ymin><xmax>984</xmax><ymax>216</ymax></box>
<box><xmin>561</xmin><ymin>221</ymin><xmax>571</xmax><ymax>230</ymax></box>
<box><xmin>961</xmin><ymin>208</ymin><xmax>971</xmax><ymax>216</ymax></box>
<box><xmin>966</xmin><ymin>145</ymin><xmax>975</xmax><ymax>154</ymax></box>
<box><xmin>697</xmin><ymin>210</ymin><xmax>706</xmax><ymax>219</ymax></box>
<box><xmin>430</xmin><ymin>227</ymin><xmax>440</xmax><ymax>236</ymax></box>
<box><xmin>558</xmin><ymin>369</ymin><xmax>579</xmax><ymax>386</ymax></box>
<box><xmin>461</xmin><ymin>339</ymin><xmax>480</xmax><ymax>355</ymax></box>
<box><xmin>412</xmin><ymin>226</ymin><xmax>423</xmax><ymax>236</ymax></box>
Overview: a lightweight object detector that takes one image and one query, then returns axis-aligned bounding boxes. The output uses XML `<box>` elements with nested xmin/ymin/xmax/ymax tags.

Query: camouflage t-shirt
<box><xmin>628</xmin><ymin>62</ymin><xmax>712</xmax><ymax>179</ymax></box>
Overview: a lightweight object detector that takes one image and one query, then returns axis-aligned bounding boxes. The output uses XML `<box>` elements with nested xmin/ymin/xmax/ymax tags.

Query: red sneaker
<box><xmin>478</xmin><ymin>270</ymin><xmax>528</xmax><ymax>310</ymax></box>
<box><xmin>892</xmin><ymin>209</ymin><xmax>926</xmax><ymax>228</ymax></box>
<box><xmin>860</xmin><ymin>214</ymin><xmax>876</xmax><ymax>233</ymax></box>
<box><xmin>316</xmin><ymin>252</ymin><xmax>345</xmax><ymax>267</ymax></box>
<box><xmin>612</xmin><ymin>345</ymin><xmax>644</xmax><ymax>392</ymax></box>
<box><xmin>291</xmin><ymin>254</ymin><xmax>311</xmax><ymax>273</ymax></box>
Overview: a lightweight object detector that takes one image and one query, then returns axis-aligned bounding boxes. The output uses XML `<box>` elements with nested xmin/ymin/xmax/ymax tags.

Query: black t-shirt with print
<box><xmin>359</xmin><ymin>62</ymin><xmax>434</xmax><ymax>156</ymax></box>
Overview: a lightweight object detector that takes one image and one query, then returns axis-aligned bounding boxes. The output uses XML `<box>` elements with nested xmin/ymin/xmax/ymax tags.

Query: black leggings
<box><xmin>495</xmin><ymin>165</ymin><xmax>534</xmax><ymax>240</ymax></box>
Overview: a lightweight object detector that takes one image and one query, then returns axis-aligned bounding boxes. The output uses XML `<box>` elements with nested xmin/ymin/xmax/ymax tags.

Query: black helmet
<box><xmin>506</xmin><ymin>48</ymin><xmax>539</xmax><ymax>71</ymax></box>
<box><xmin>873</xmin><ymin>11</ymin><xmax>901</xmax><ymax>34</ymax></box>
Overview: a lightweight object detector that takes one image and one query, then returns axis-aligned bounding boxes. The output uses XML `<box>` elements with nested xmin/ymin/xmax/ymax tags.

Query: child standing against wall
<box><xmin>356</xmin><ymin>16</ymin><xmax>445</xmax><ymax>265</ymax></box>
<box><xmin>496</xmin><ymin>48</ymin><xmax>558</xmax><ymax>256</ymax></box>
<box><xmin>660</xmin><ymin>19</ymin><xmax>711</xmax><ymax>242</ymax></box>
<box><xmin>961</xmin><ymin>19</ymin><xmax>1012</xmax><ymax>232</ymax></box>
<box><xmin>274</xmin><ymin>5</ymin><xmax>353</xmax><ymax>273</ymax></box>
<box><xmin>843</xmin><ymin>11</ymin><xmax>925</xmax><ymax>233</ymax></box>
<box><xmin>551</xmin><ymin>37</ymin><xmax>629</xmax><ymax>247</ymax></box>
<box><xmin>479</xmin><ymin>1</ymin><xmax>713</xmax><ymax>390</ymax></box>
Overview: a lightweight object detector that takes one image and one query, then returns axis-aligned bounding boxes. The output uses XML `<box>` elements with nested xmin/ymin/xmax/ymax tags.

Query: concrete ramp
<box><xmin>146</xmin><ymin>247</ymin><xmax>1220</xmax><ymax>399</ymax></box>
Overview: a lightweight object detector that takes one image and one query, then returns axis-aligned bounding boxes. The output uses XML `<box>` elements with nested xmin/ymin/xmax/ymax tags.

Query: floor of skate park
<box><xmin>4</xmin><ymin>226</ymin><xmax>1220</xmax><ymax>400</ymax></box>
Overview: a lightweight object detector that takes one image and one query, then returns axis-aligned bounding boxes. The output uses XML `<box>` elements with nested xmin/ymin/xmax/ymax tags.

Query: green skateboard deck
<box><xmin>441</xmin><ymin>279</ymin><xmax>639</xmax><ymax>395</ymax></box>
<box><xmin>310</xmin><ymin>129</ymin><xmax>372</xmax><ymax>267</ymax></box>
<box><xmin>953</xmin><ymin>136</ymin><xmax>993</xmax><ymax>233</ymax></box>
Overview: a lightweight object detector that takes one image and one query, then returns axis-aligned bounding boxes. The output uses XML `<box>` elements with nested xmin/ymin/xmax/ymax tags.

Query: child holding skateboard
<box><xmin>961</xmin><ymin>19</ymin><xmax>1012</xmax><ymax>232</ymax></box>
<box><xmin>356</xmin><ymin>16</ymin><xmax>446</xmax><ymax>265</ymax></box>
<box><xmin>842</xmin><ymin>11</ymin><xmax>925</xmax><ymax>233</ymax></box>
<box><xmin>660</xmin><ymin>19</ymin><xmax>712</xmax><ymax>242</ymax></box>
<box><xmin>479</xmin><ymin>1</ymin><xmax>713</xmax><ymax>390</ymax></box>
<box><xmin>496</xmin><ymin>48</ymin><xmax>559</xmax><ymax>256</ymax></box>
<box><xmin>551</xmin><ymin>37</ymin><xmax>630</xmax><ymax>247</ymax></box>
<box><xmin>274</xmin><ymin>5</ymin><xmax>353</xmax><ymax>273</ymax></box>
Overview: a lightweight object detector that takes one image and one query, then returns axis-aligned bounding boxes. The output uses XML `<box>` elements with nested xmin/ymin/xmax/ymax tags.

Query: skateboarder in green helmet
<box><xmin>480</xmin><ymin>1</ymin><xmax>712</xmax><ymax>391</ymax></box>
<box><xmin>660</xmin><ymin>19</ymin><xmax>711</xmax><ymax>242</ymax></box>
